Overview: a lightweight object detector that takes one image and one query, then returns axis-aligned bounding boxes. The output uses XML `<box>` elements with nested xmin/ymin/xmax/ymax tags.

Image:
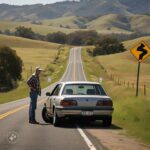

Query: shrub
<box><xmin>0</xmin><ymin>46</ymin><xmax>23</xmax><ymax>91</ymax></box>
<box><xmin>46</xmin><ymin>32</ymin><xmax>67</xmax><ymax>44</ymax></box>
<box><xmin>93</xmin><ymin>38</ymin><xmax>126</xmax><ymax>56</ymax></box>
<box><xmin>15</xmin><ymin>26</ymin><xmax>35</xmax><ymax>39</ymax></box>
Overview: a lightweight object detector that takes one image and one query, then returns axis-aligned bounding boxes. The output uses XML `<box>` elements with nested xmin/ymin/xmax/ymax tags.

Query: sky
<box><xmin>0</xmin><ymin>0</ymin><xmax>78</xmax><ymax>5</ymax></box>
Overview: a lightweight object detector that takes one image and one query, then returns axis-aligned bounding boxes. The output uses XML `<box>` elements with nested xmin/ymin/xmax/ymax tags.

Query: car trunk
<box><xmin>63</xmin><ymin>95</ymin><xmax>110</xmax><ymax>107</ymax></box>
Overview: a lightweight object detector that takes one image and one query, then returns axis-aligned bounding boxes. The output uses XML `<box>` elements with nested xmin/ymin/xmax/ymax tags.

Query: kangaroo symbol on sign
<box><xmin>137</xmin><ymin>43</ymin><xmax>148</xmax><ymax>60</ymax></box>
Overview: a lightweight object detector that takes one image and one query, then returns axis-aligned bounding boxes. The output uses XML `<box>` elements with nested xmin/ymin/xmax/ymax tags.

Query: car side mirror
<box><xmin>46</xmin><ymin>92</ymin><xmax>51</xmax><ymax>96</ymax></box>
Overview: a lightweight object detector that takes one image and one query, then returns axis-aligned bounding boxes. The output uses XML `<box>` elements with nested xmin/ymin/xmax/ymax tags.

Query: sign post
<box><xmin>47</xmin><ymin>76</ymin><xmax>51</xmax><ymax>83</ymax></box>
<box><xmin>136</xmin><ymin>62</ymin><xmax>141</xmax><ymax>97</ymax></box>
<box><xmin>130</xmin><ymin>41</ymin><xmax>150</xmax><ymax>97</ymax></box>
<box><xmin>99</xmin><ymin>77</ymin><xmax>103</xmax><ymax>84</ymax></box>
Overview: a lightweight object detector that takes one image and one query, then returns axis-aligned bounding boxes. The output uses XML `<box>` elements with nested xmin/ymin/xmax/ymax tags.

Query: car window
<box><xmin>51</xmin><ymin>84</ymin><xmax>62</xmax><ymax>96</ymax></box>
<box><xmin>62</xmin><ymin>84</ymin><xmax>106</xmax><ymax>95</ymax></box>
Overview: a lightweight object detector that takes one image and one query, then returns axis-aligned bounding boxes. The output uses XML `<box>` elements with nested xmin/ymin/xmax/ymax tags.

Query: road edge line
<box><xmin>76</xmin><ymin>124</ymin><xmax>97</xmax><ymax>150</ymax></box>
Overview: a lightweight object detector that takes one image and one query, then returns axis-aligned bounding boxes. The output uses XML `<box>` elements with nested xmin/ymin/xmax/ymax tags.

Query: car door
<box><xmin>49</xmin><ymin>84</ymin><xmax>62</xmax><ymax>115</ymax></box>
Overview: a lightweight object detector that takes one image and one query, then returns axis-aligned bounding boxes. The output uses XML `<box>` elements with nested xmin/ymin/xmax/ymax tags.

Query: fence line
<box><xmin>106</xmin><ymin>73</ymin><xmax>148</xmax><ymax>96</ymax></box>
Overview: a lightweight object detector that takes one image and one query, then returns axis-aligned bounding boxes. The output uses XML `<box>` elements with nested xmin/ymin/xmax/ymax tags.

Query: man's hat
<box><xmin>35</xmin><ymin>66</ymin><xmax>43</xmax><ymax>71</ymax></box>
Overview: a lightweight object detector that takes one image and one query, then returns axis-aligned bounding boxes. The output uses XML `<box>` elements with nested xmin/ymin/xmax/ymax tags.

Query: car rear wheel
<box><xmin>42</xmin><ymin>107</ymin><xmax>53</xmax><ymax>123</ymax></box>
<box><xmin>102</xmin><ymin>116</ymin><xmax>112</xmax><ymax>127</ymax></box>
<box><xmin>53</xmin><ymin>109</ymin><xmax>60</xmax><ymax>127</ymax></box>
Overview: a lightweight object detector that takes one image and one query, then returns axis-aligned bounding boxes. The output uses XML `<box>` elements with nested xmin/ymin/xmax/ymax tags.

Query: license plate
<box><xmin>82</xmin><ymin>111</ymin><xmax>93</xmax><ymax>116</ymax></box>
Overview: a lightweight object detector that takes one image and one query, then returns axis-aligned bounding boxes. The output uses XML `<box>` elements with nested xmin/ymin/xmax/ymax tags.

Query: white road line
<box><xmin>76</xmin><ymin>124</ymin><xmax>97</xmax><ymax>150</ymax></box>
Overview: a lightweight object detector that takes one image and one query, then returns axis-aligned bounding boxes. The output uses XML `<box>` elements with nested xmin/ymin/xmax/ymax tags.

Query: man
<box><xmin>27</xmin><ymin>66</ymin><xmax>43</xmax><ymax>124</ymax></box>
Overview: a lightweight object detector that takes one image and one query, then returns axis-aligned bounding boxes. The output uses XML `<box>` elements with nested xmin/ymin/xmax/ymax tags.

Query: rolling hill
<box><xmin>43</xmin><ymin>16</ymin><xmax>88</xmax><ymax>29</ymax></box>
<box><xmin>87</xmin><ymin>14</ymin><xmax>150</xmax><ymax>34</ymax></box>
<box><xmin>0</xmin><ymin>0</ymin><xmax>150</xmax><ymax>34</ymax></box>
<box><xmin>0</xmin><ymin>20</ymin><xmax>79</xmax><ymax>35</ymax></box>
<box><xmin>0</xmin><ymin>13</ymin><xmax>150</xmax><ymax>35</ymax></box>
<box><xmin>0</xmin><ymin>0</ymin><xmax>149</xmax><ymax>20</ymax></box>
<box><xmin>129</xmin><ymin>15</ymin><xmax>150</xmax><ymax>33</ymax></box>
<box><xmin>0</xmin><ymin>34</ymin><xmax>60</xmax><ymax>75</ymax></box>
<box><xmin>87</xmin><ymin>14</ymin><xmax>132</xmax><ymax>34</ymax></box>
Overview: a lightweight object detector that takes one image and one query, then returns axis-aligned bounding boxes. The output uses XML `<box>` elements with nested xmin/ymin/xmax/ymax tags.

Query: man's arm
<box><xmin>38</xmin><ymin>87</ymin><xmax>41</xmax><ymax>96</ymax></box>
<box><xmin>27</xmin><ymin>76</ymin><xmax>37</xmax><ymax>91</ymax></box>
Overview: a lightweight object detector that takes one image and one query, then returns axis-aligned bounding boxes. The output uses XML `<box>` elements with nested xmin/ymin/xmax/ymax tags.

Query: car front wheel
<box><xmin>42</xmin><ymin>107</ymin><xmax>53</xmax><ymax>123</ymax></box>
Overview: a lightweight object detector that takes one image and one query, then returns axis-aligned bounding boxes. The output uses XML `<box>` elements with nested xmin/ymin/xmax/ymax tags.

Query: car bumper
<box><xmin>55</xmin><ymin>107</ymin><xmax>114</xmax><ymax>118</ymax></box>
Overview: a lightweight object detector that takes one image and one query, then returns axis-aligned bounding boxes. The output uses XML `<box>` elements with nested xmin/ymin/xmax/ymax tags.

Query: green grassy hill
<box><xmin>0</xmin><ymin>35</ymin><xmax>69</xmax><ymax>103</ymax></box>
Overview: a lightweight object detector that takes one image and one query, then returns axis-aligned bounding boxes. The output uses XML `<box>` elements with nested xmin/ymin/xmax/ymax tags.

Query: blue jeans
<box><xmin>29</xmin><ymin>91</ymin><xmax>38</xmax><ymax>121</ymax></box>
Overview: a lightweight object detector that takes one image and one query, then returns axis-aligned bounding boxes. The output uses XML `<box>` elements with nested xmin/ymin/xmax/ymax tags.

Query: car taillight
<box><xmin>60</xmin><ymin>100</ymin><xmax>77</xmax><ymax>107</ymax></box>
<box><xmin>96</xmin><ymin>101</ymin><xmax>113</xmax><ymax>106</ymax></box>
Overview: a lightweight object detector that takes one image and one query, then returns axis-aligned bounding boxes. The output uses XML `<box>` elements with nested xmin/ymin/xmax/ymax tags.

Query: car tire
<box><xmin>53</xmin><ymin>109</ymin><xmax>60</xmax><ymax>127</ymax></box>
<box><xmin>42</xmin><ymin>107</ymin><xmax>53</xmax><ymax>123</ymax></box>
<box><xmin>102</xmin><ymin>116</ymin><xmax>112</xmax><ymax>127</ymax></box>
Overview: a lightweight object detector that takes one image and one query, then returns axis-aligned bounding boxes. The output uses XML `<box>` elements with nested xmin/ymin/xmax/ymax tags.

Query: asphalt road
<box><xmin>0</xmin><ymin>47</ymin><xmax>104</xmax><ymax>150</ymax></box>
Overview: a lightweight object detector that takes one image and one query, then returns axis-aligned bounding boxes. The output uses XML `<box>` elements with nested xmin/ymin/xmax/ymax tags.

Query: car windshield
<box><xmin>62</xmin><ymin>84</ymin><xmax>106</xmax><ymax>96</ymax></box>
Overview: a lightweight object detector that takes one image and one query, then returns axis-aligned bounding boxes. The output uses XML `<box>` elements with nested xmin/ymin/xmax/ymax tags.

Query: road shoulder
<box><xmin>85</xmin><ymin>122</ymin><xmax>150</xmax><ymax>150</ymax></box>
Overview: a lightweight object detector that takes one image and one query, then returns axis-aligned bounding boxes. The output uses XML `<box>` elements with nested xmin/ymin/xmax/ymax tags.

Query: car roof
<box><xmin>59</xmin><ymin>81</ymin><xmax>100</xmax><ymax>85</ymax></box>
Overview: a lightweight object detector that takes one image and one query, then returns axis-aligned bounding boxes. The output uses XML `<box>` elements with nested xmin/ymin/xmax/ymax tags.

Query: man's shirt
<box><xmin>27</xmin><ymin>73</ymin><xmax>41</xmax><ymax>94</ymax></box>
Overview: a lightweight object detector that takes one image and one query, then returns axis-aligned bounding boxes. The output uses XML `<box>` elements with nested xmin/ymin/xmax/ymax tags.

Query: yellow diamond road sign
<box><xmin>130</xmin><ymin>41</ymin><xmax>150</xmax><ymax>62</ymax></box>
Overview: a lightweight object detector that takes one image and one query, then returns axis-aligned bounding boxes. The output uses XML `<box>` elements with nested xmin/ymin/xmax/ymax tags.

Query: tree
<box><xmin>67</xmin><ymin>31</ymin><xmax>83</xmax><ymax>45</ymax></box>
<box><xmin>81</xmin><ymin>30</ymin><xmax>98</xmax><ymax>45</ymax></box>
<box><xmin>0</xmin><ymin>46</ymin><xmax>23</xmax><ymax>91</ymax></box>
<box><xmin>67</xmin><ymin>30</ymin><xmax>98</xmax><ymax>45</ymax></box>
<box><xmin>15</xmin><ymin>26</ymin><xmax>35</xmax><ymax>39</ymax></box>
<box><xmin>93</xmin><ymin>38</ymin><xmax>126</xmax><ymax>56</ymax></box>
<box><xmin>46</xmin><ymin>32</ymin><xmax>67</xmax><ymax>44</ymax></box>
<box><xmin>46</xmin><ymin>30</ymin><xmax>99</xmax><ymax>46</ymax></box>
<box><xmin>4</xmin><ymin>29</ymin><xmax>11</xmax><ymax>35</ymax></box>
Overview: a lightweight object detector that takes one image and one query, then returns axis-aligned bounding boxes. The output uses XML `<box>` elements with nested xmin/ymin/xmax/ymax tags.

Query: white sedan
<box><xmin>42</xmin><ymin>81</ymin><xmax>114</xmax><ymax>127</ymax></box>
